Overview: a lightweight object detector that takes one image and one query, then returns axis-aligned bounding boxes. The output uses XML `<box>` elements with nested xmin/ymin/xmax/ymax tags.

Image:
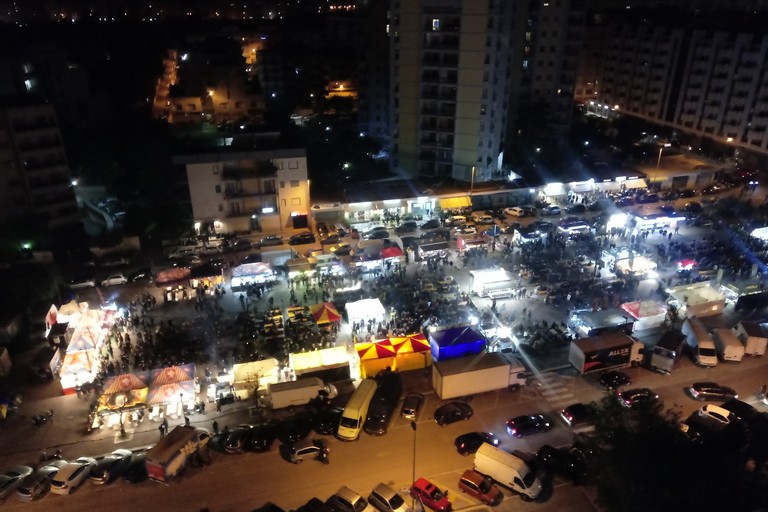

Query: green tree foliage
<box><xmin>578</xmin><ymin>392</ymin><xmax>763</xmax><ymax>512</ymax></box>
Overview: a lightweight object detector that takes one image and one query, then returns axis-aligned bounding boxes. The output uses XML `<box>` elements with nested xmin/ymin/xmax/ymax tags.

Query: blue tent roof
<box><xmin>429</xmin><ymin>326</ymin><xmax>484</xmax><ymax>347</ymax></box>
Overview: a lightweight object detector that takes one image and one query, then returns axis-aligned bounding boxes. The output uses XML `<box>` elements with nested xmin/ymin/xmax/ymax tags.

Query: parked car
<box><xmin>369</xmin><ymin>483</ymin><xmax>409</xmax><ymax>512</ymax></box>
<box><xmin>505</xmin><ymin>414</ymin><xmax>553</xmax><ymax>438</ymax></box>
<box><xmin>277</xmin><ymin>413</ymin><xmax>315</xmax><ymax>443</ymax></box>
<box><xmin>68</xmin><ymin>275</ymin><xmax>96</xmax><ymax>289</ymax></box>
<box><xmin>327</xmin><ymin>487</ymin><xmax>376</xmax><ymax>512</ymax></box>
<box><xmin>598</xmin><ymin>370</ymin><xmax>631</xmax><ymax>389</ymax></box>
<box><xmin>475</xmin><ymin>215</ymin><xmax>495</xmax><ymax>225</ymax></box>
<box><xmin>637</xmin><ymin>193</ymin><xmax>659</xmax><ymax>204</ymax></box>
<box><xmin>614</xmin><ymin>196</ymin><xmax>636</xmax><ymax>207</ymax></box>
<box><xmin>454</xmin><ymin>432</ymin><xmax>499</xmax><ymax>456</ymax></box>
<box><xmin>230</xmin><ymin>239</ymin><xmax>253</xmax><ymax>252</ymax></box>
<box><xmin>684</xmin><ymin>201</ymin><xmax>703</xmax><ymax>214</ymax></box>
<box><xmin>542</xmin><ymin>205</ymin><xmax>561</xmax><ymax>216</ymax></box>
<box><xmin>122</xmin><ymin>452</ymin><xmax>148</xmax><ymax>483</ymax></box>
<box><xmin>455</xmin><ymin>225</ymin><xmax>477</xmax><ymax>235</ymax></box>
<box><xmin>0</xmin><ymin>466</ymin><xmax>33</xmax><ymax>499</ymax></box>
<box><xmin>289</xmin><ymin>232</ymin><xmax>316</xmax><ymax>245</ymax></box>
<box><xmin>566</xmin><ymin>203</ymin><xmax>587</xmax><ymax>214</ymax></box>
<box><xmin>244</xmin><ymin>423</ymin><xmax>280</xmax><ymax>452</ymax></box>
<box><xmin>258</xmin><ymin>234</ymin><xmax>283</xmax><ymax>247</ymax></box>
<box><xmin>100</xmin><ymin>274</ymin><xmax>128</xmax><ymax>287</ymax></box>
<box><xmin>314</xmin><ymin>407</ymin><xmax>344</xmax><ymax>436</ymax></box>
<box><xmin>286</xmin><ymin>438</ymin><xmax>329</xmax><ymax>464</ymax></box>
<box><xmin>89</xmin><ymin>449</ymin><xmax>133</xmax><ymax>484</ymax></box>
<box><xmin>410</xmin><ymin>478</ymin><xmax>451</xmax><ymax>512</ymax></box>
<box><xmin>434</xmin><ymin>402</ymin><xmax>473</xmax><ymax>426</ymax></box>
<box><xmin>225</xmin><ymin>425</ymin><xmax>255</xmax><ymax>454</ymax></box>
<box><xmin>504</xmin><ymin>207</ymin><xmax>526</xmax><ymax>217</ymax></box>
<box><xmin>617</xmin><ymin>388</ymin><xmax>659</xmax><ymax>408</ymax></box>
<box><xmin>321</xmin><ymin>234</ymin><xmax>341</xmax><ymax>245</ymax></box>
<box><xmin>421</xmin><ymin>219</ymin><xmax>441</xmax><ymax>230</ymax></box>
<box><xmin>395</xmin><ymin>221</ymin><xmax>418</xmax><ymax>234</ymax></box>
<box><xmin>16</xmin><ymin>460</ymin><xmax>66</xmax><ymax>501</ymax></box>
<box><xmin>536</xmin><ymin>445</ymin><xmax>587</xmax><ymax>483</ymax></box>
<box><xmin>458</xmin><ymin>470</ymin><xmax>503</xmax><ymax>506</ymax></box>
<box><xmin>50</xmin><ymin>457</ymin><xmax>96</xmax><ymax>495</ymax></box>
<box><xmin>688</xmin><ymin>382</ymin><xmax>738</xmax><ymax>401</ymax></box>
<box><xmin>401</xmin><ymin>392</ymin><xmax>424</xmax><ymax>420</ymax></box>
<box><xmin>699</xmin><ymin>404</ymin><xmax>736</xmax><ymax>425</ymax></box>
<box><xmin>330</xmin><ymin>243</ymin><xmax>353</xmax><ymax>256</ymax></box>
<box><xmin>128</xmin><ymin>267</ymin><xmax>152</xmax><ymax>282</ymax></box>
<box><xmin>365</xmin><ymin>230</ymin><xmax>390</xmax><ymax>240</ymax></box>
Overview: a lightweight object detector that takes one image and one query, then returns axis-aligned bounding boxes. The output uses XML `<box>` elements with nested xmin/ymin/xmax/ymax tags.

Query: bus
<box><xmin>337</xmin><ymin>379</ymin><xmax>378</xmax><ymax>441</ymax></box>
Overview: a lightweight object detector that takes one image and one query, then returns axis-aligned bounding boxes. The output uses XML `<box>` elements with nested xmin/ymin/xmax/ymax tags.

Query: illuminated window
<box><xmin>432</xmin><ymin>18</ymin><xmax>440</xmax><ymax>31</ymax></box>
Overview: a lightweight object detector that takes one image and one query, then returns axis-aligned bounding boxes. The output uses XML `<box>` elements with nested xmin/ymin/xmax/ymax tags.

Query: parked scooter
<box><xmin>32</xmin><ymin>409</ymin><xmax>54</xmax><ymax>428</ymax></box>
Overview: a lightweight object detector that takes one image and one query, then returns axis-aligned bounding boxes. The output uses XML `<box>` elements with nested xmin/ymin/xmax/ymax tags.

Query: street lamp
<box><xmin>656</xmin><ymin>142</ymin><xmax>671</xmax><ymax>168</ymax></box>
<box><xmin>470</xmin><ymin>166</ymin><xmax>476</xmax><ymax>195</ymax></box>
<box><xmin>410</xmin><ymin>421</ymin><xmax>417</xmax><ymax>508</ymax></box>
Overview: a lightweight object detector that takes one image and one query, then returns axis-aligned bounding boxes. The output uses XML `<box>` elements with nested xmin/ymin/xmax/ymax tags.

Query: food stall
<box><xmin>568</xmin><ymin>308</ymin><xmax>635</xmax><ymax>338</ymax></box>
<box><xmin>456</xmin><ymin>235</ymin><xmax>488</xmax><ymax>253</ymax></box>
<box><xmin>666</xmin><ymin>281</ymin><xmax>726</xmax><ymax>319</ymax></box>
<box><xmin>469</xmin><ymin>268</ymin><xmax>516</xmax><ymax>298</ymax></box>
<box><xmin>621</xmin><ymin>300</ymin><xmax>667</xmax><ymax>333</ymax></box>
<box><xmin>146</xmin><ymin>364</ymin><xmax>197</xmax><ymax>421</ymax></box>
<box><xmin>287</xmin><ymin>257</ymin><xmax>316</xmax><ymax>279</ymax></box>
<box><xmin>614</xmin><ymin>255</ymin><xmax>658</xmax><ymax>278</ymax></box>
<box><xmin>95</xmin><ymin>372</ymin><xmax>149</xmax><ymax>432</ymax></box>
<box><xmin>231</xmin><ymin>262</ymin><xmax>274</xmax><ymax>290</ymax></box>
<box><xmin>346</xmin><ymin>298</ymin><xmax>387</xmax><ymax>325</ymax></box>
<box><xmin>189</xmin><ymin>263</ymin><xmax>223</xmax><ymax>294</ymax></box>
<box><xmin>289</xmin><ymin>345</ymin><xmax>352</xmax><ymax>381</ymax></box>
<box><xmin>428</xmin><ymin>326</ymin><xmax>486</xmax><ymax>362</ymax></box>
<box><xmin>231</xmin><ymin>358</ymin><xmax>280</xmax><ymax>399</ymax></box>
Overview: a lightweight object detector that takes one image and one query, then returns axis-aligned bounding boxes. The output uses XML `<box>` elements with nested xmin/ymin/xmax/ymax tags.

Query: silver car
<box><xmin>369</xmin><ymin>483</ymin><xmax>409</xmax><ymax>512</ymax></box>
<box><xmin>16</xmin><ymin>460</ymin><xmax>67</xmax><ymax>501</ymax></box>
<box><xmin>0</xmin><ymin>466</ymin><xmax>34</xmax><ymax>499</ymax></box>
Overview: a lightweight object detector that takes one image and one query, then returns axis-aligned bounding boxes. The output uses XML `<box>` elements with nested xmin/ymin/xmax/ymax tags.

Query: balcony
<box><xmin>223</xmin><ymin>188</ymin><xmax>276</xmax><ymax>199</ymax></box>
<box><xmin>222</xmin><ymin>161</ymin><xmax>277</xmax><ymax>179</ymax></box>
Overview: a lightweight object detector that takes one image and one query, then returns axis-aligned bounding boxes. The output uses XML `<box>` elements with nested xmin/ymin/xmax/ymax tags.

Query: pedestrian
<box><xmin>162</xmin><ymin>417</ymin><xmax>168</xmax><ymax>432</ymax></box>
<box><xmin>159</xmin><ymin>424</ymin><xmax>165</xmax><ymax>438</ymax></box>
<box><xmin>212</xmin><ymin>420</ymin><xmax>219</xmax><ymax>434</ymax></box>
<box><xmin>216</xmin><ymin>400</ymin><xmax>222</xmax><ymax>413</ymax></box>
<box><xmin>184</xmin><ymin>415</ymin><xmax>190</xmax><ymax>426</ymax></box>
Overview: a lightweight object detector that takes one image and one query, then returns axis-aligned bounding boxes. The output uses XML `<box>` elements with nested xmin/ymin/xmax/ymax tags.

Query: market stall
<box><xmin>457</xmin><ymin>235</ymin><xmax>488</xmax><ymax>253</ymax></box>
<box><xmin>428</xmin><ymin>326</ymin><xmax>486</xmax><ymax>362</ymax></box>
<box><xmin>95</xmin><ymin>372</ymin><xmax>149</xmax><ymax>431</ymax></box>
<box><xmin>568</xmin><ymin>308</ymin><xmax>635</xmax><ymax>338</ymax></box>
<box><xmin>231</xmin><ymin>358</ymin><xmax>280</xmax><ymax>399</ymax></box>
<box><xmin>310</xmin><ymin>302</ymin><xmax>342</xmax><ymax>325</ymax></box>
<box><xmin>666</xmin><ymin>281</ymin><xmax>725</xmax><ymax>319</ymax></box>
<box><xmin>289</xmin><ymin>345</ymin><xmax>351</xmax><ymax>381</ymax></box>
<box><xmin>59</xmin><ymin>349</ymin><xmax>97</xmax><ymax>393</ymax></box>
<box><xmin>614</xmin><ymin>256</ymin><xmax>658</xmax><ymax>278</ymax></box>
<box><xmin>390</xmin><ymin>333</ymin><xmax>431</xmax><ymax>372</ymax></box>
<box><xmin>231</xmin><ymin>262</ymin><xmax>275</xmax><ymax>289</ymax></box>
<box><xmin>355</xmin><ymin>339</ymin><xmax>396</xmax><ymax>378</ymax></box>
<box><xmin>147</xmin><ymin>364</ymin><xmax>196</xmax><ymax>420</ymax></box>
<box><xmin>469</xmin><ymin>268</ymin><xmax>516</xmax><ymax>298</ymax></box>
<box><xmin>189</xmin><ymin>263</ymin><xmax>224</xmax><ymax>293</ymax></box>
<box><xmin>346</xmin><ymin>298</ymin><xmax>387</xmax><ymax>325</ymax></box>
<box><xmin>621</xmin><ymin>300</ymin><xmax>667</xmax><ymax>333</ymax></box>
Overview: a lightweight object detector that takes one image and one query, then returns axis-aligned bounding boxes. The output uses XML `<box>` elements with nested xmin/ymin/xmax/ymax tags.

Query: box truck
<box><xmin>473</xmin><ymin>444</ymin><xmax>543</xmax><ymax>501</ymax></box>
<box><xmin>568</xmin><ymin>332</ymin><xmax>643</xmax><ymax>374</ymax></box>
<box><xmin>682</xmin><ymin>317</ymin><xmax>718</xmax><ymax>367</ymax></box>
<box><xmin>267</xmin><ymin>378</ymin><xmax>338</xmax><ymax>410</ymax></box>
<box><xmin>732</xmin><ymin>321</ymin><xmax>768</xmax><ymax>356</ymax></box>
<box><xmin>649</xmin><ymin>331</ymin><xmax>687</xmax><ymax>374</ymax></box>
<box><xmin>432</xmin><ymin>352</ymin><xmax>527</xmax><ymax>400</ymax></box>
<box><xmin>145</xmin><ymin>426</ymin><xmax>210</xmax><ymax>483</ymax></box>
<box><xmin>712</xmin><ymin>328</ymin><xmax>745</xmax><ymax>362</ymax></box>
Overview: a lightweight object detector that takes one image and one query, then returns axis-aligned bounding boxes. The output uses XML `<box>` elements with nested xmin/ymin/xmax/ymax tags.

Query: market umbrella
<box><xmin>356</xmin><ymin>340</ymin><xmax>396</xmax><ymax>360</ymax></box>
<box><xmin>310</xmin><ymin>302</ymin><xmax>342</xmax><ymax>325</ymax></box>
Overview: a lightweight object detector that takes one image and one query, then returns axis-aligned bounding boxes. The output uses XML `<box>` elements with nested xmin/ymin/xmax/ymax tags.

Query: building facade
<box><xmin>178</xmin><ymin>147</ymin><xmax>310</xmax><ymax>235</ymax></box>
<box><xmin>0</xmin><ymin>102</ymin><xmax>79</xmax><ymax>228</ymax></box>
<box><xmin>389</xmin><ymin>0</ymin><xmax>585</xmax><ymax>182</ymax></box>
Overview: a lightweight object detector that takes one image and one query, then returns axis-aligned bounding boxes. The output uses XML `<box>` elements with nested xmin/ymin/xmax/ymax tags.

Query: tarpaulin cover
<box><xmin>146</xmin><ymin>380</ymin><xmax>195</xmax><ymax>406</ymax></box>
<box><xmin>381</xmin><ymin>247</ymin><xmax>404</xmax><ymax>259</ymax></box>
<box><xmin>356</xmin><ymin>340</ymin><xmax>397</xmax><ymax>360</ymax></box>
<box><xmin>66</xmin><ymin>326</ymin><xmax>100</xmax><ymax>353</ymax></box>
<box><xmin>232</xmin><ymin>262</ymin><xmax>273</xmax><ymax>278</ymax></box>
<box><xmin>391</xmin><ymin>333</ymin><xmax>431</xmax><ymax>353</ymax></box>
<box><xmin>102</xmin><ymin>372</ymin><xmax>150</xmax><ymax>394</ymax></box>
<box><xmin>97</xmin><ymin>387</ymin><xmax>148</xmax><ymax>413</ymax></box>
<box><xmin>621</xmin><ymin>301</ymin><xmax>667</xmax><ymax>319</ymax></box>
<box><xmin>61</xmin><ymin>349</ymin><xmax>96</xmax><ymax>374</ymax></box>
<box><xmin>310</xmin><ymin>302</ymin><xmax>342</xmax><ymax>324</ymax></box>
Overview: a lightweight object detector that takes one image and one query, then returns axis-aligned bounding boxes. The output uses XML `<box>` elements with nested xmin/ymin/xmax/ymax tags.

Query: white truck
<box><xmin>682</xmin><ymin>317</ymin><xmax>718</xmax><ymax>368</ymax></box>
<box><xmin>432</xmin><ymin>352</ymin><xmax>527</xmax><ymax>400</ymax></box>
<box><xmin>712</xmin><ymin>328</ymin><xmax>745</xmax><ymax>362</ymax></box>
<box><xmin>267</xmin><ymin>378</ymin><xmax>338</xmax><ymax>409</ymax></box>
<box><xmin>145</xmin><ymin>426</ymin><xmax>211</xmax><ymax>483</ymax></box>
<box><xmin>473</xmin><ymin>443</ymin><xmax>543</xmax><ymax>502</ymax></box>
<box><xmin>732</xmin><ymin>321</ymin><xmax>768</xmax><ymax>356</ymax></box>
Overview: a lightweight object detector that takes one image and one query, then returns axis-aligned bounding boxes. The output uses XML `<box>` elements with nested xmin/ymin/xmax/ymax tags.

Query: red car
<box><xmin>410</xmin><ymin>478</ymin><xmax>452</xmax><ymax>512</ymax></box>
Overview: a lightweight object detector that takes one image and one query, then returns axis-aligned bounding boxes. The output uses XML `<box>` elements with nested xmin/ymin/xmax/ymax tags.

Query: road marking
<box><xmin>530</xmin><ymin>374</ymin><xmax>577</xmax><ymax>409</ymax></box>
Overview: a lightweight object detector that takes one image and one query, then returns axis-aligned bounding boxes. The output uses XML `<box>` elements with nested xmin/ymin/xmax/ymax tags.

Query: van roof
<box><xmin>476</xmin><ymin>443</ymin><xmax>529</xmax><ymax>471</ymax></box>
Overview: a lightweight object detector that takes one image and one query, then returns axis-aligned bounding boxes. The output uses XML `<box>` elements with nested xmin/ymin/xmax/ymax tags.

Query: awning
<box><xmin>597</xmin><ymin>181</ymin><xmax>621</xmax><ymax>191</ymax></box>
<box><xmin>569</xmin><ymin>182</ymin><xmax>595</xmax><ymax>193</ymax></box>
<box><xmin>439</xmin><ymin>196</ymin><xmax>471</xmax><ymax>209</ymax></box>
<box><xmin>623</xmin><ymin>178</ymin><xmax>647</xmax><ymax>189</ymax></box>
<box><xmin>419</xmin><ymin>241</ymin><xmax>449</xmax><ymax>252</ymax></box>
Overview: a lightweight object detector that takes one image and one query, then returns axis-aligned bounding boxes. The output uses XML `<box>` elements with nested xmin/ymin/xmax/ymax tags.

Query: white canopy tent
<box><xmin>346</xmin><ymin>298</ymin><xmax>386</xmax><ymax>325</ymax></box>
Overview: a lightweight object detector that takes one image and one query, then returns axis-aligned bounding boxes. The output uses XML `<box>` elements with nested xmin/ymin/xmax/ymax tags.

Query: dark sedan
<box><xmin>88</xmin><ymin>449</ymin><xmax>132</xmax><ymax>484</ymax></box>
<box><xmin>559</xmin><ymin>403</ymin><xmax>597</xmax><ymax>430</ymax></box>
<box><xmin>598</xmin><ymin>370</ymin><xmax>631</xmax><ymax>389</ymax></box>
<box><xmin>688</xmin><ymin>382</ymin><xmax>738</xmax><ymax>401</ymax></box>
<box><xmin>244</xmin><ymin>423</ymin><xmax>280</xmax><ymax>452</ymax></box>
<box><xmin>225</xmin><ymin>425</ymin><xmax>254</xmax><ymax>454</ymax></box>
<box><xmin>365</xmin><ymin>230</ymin><xmax>390</xmax><ymax>240</ymax></box>
<box><xmin>454</xmin><ymin>432</ymin><xmax>499</xmax><ymax>456</ymax></box>
<box><xmin>617</xmin><ymin>388</ymin><xmax>659</xmax><ymax>408</ymax></box>
<box><xmin>277</xmin><ymin>414</ymin><xmax>314</xmax><ymax>443</ymax></box>
<box><xmin>289</xmin><ymin>232</ymin><xmax>316</xmax><ymax>245</ymax></box>
<box><xmin>434</xmin><ymin>402</ymin><xmax>473</xmax><ymax>426</ymax></box>
<box><xmin>314</xmin><ymin>407</ymin><xmax>343</xmax><ymax>436</ymax></box>
<box><xmin>122</xmin><ymin>452</ymin><xmax>148</xmax><ymax>483</ymax></box>
<box><xmin>536</xmin><ymin>445</ymin><xmax>587</xmax><ymax>483</ymax></box>
<box><xmin>258</xmin><ymin>235</ymin><xmax>283</xmax><ymax>247</ymax></box>
<box><xmin>505</xmin><ymin>414</ymin><xmax>553</xmax><ymax>438</ymax></box>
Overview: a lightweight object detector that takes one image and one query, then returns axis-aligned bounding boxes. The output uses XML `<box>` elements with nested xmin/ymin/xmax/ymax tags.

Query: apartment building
<box><xmin>0</xmin><ymin>102</ymin><xmax>79</xmax><ymax>228</ymax></box>
<box><xmin>389</xmin><ymin>0</ymin><xmax>585</xmax><ymax>182</ymax></box>
<box><xmin>175</xmin><ymin>141</ymin><xmax>310</xmax><ymax>235</ymax></box>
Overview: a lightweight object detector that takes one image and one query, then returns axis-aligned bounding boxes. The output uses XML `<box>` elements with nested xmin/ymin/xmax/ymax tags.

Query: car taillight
<box><xmin>690</xmin><ymin>388</ymin><xmax>699</xmax><ymax>398</ymax></box>
<box><xmin>562</xmin><ymin>411</ymin><xmax>573</xmax><ymax>422</ymax></box>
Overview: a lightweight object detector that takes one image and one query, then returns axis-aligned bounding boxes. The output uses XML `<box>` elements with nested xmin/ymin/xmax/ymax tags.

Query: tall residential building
<box><xmin>581</xmin><ymin>19</ymin><xmax>768</xmax><ymax>158</ymax></box>
<box><xmin>0</xmin><ymin>102</ymin><xmax>79</xmax><ymax>228</ymax></box>
<box><xmin>389</xmin><ymin>0</ymin><xmax>586</xmax><ymax>182</ymax></box>
<box><xmin>357</xmin><ymin>0</ymin><xmax>390</xmax><ymax>146</ymax></box>
<box><xmin>174</xmin><ymin>136</ymin><xmax>309</xmax><ymax>235</ymax></box>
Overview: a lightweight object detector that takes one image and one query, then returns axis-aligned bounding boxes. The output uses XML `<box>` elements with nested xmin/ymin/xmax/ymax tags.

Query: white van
<box><xmin>713</xmin><ymin>328</ymin><xmax>745</xmax><ymax>362</ymax></box>
<box><xmin>313</xmin><ymin>253</ymin><xmax>341</xmax><ymax>269</ymax></box>
<box><xmin>473</xmin><ymin>444</ymin><xmax>543</xmax><ymax>501</ymax></box>
<box><xmin>337</xmin><ymin>379</ymin><xmax>378</xmax><ymax>441</ymax></box>
<box><xmin>682</xmin><ymin>317</ymin><xmax>718</xmax><ymax>368</ymax></box>
<box><xmin>268</xmin><ymin>378</ymin><xmax>338</xmax><ymax>409</ymax></box>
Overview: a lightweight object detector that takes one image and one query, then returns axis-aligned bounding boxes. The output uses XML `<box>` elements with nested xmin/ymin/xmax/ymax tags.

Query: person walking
<box><xmin>184</xmin><ymin>415</ymin><xmax>190</xmax><ymax>426</ymax></box>
<box><xmin>212</xmin><ymin>420</ymin><xmax>219</xmax><ymax>434</ymax></box>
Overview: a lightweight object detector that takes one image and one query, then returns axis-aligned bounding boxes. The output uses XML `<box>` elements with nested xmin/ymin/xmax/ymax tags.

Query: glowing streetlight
<box><xmin>656</xmin><ymin>142</ymin><xmax>671</xmax><ymax>168</ymax></box>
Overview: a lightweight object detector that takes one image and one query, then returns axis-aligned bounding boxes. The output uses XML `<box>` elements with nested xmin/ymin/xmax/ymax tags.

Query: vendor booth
<box><xmin>231</xmin><ymin>262</ymin><xmax>275</xmax><ymax>289</ymax></box>
<box><xmin>417</xmin><ymin>241</ymin><xmax>449</xmax><ymax>260</ymax></box>
<box><xmin>512</xmin><ymin>228</ymin><xmax>545</xmax><ymax>245</ymax></box>
<box><xmin>155</xmin><ymin>267</ymin><xmax>191</xmax><ymax>285</ymax></box>
<box><xmin>95</xmin><ymin>372</ymin><xmax>149</xmax><ymax>432</ymax></box>
<box><xmin>231</xmin><ymin>358</ymin><xmax>280</xmax><ymax>399</ymax></box>
<box><xmin>310</xmin><ymin>302</ymin><xmax>342</xmax><ymax>325</ymax></box>
<box><xmin>666</xmin><ymin>281</ymin><xmax>725</xmax><ymax>318</ymax></box>
<box><xmin>720</xmin><ymin>278</ymin><xmax>768</xmax><ymax>311</ymax></box>
<box><xmin>287</xmin><ymin>258</ymin><xmax>316</xmax><ymax>279</ymax></box>
<box><xmin>470</xmin><ymin>268</ymin><xmax>516</xmax><ymax>298</ymax></box>
<box><xmin>568</xmin><ymin>308</ymin><xmax>635</xmax><ymax>338</ymax></box>
<box><xmin>346</xmin><ymin>298</ymin><xmax>387</xmax><ymax>325</ymax></box>
<box><xmin>614</xmin><ymin>256</ymin><xmax>658</xmax><ymax>278</ymax></box>
<box><xmin>189</xmin><ymin>263</ymin><xmax>223</xmax><ymax>293</ymax></box>
<box><xmin>621</xmin><ymin>300</ymin><xmax>667</xmax><ymax>333</ymax></box>
<box><xmin>428</xmin><ymin>326</ymin><xmax>486</xmax><ymax>362</ymax></box>
<box><xmin>457</xmin><ymin>235</ymin><xmax>488</xmax><ymax>253</ymax></box>
<box><xmin>289</xmin><ymin>345</ymin><xmax>351</xmax><ymax>381</ymax></box>
<box><xmin>147</xmin><ymin>364</ymin><xmax>196</xmax><ymax>420</ymax></box>
<box><xmin>355</xmin><ymin>333</ymin><xmax>432</xmax><ymax>378</ymax></box>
